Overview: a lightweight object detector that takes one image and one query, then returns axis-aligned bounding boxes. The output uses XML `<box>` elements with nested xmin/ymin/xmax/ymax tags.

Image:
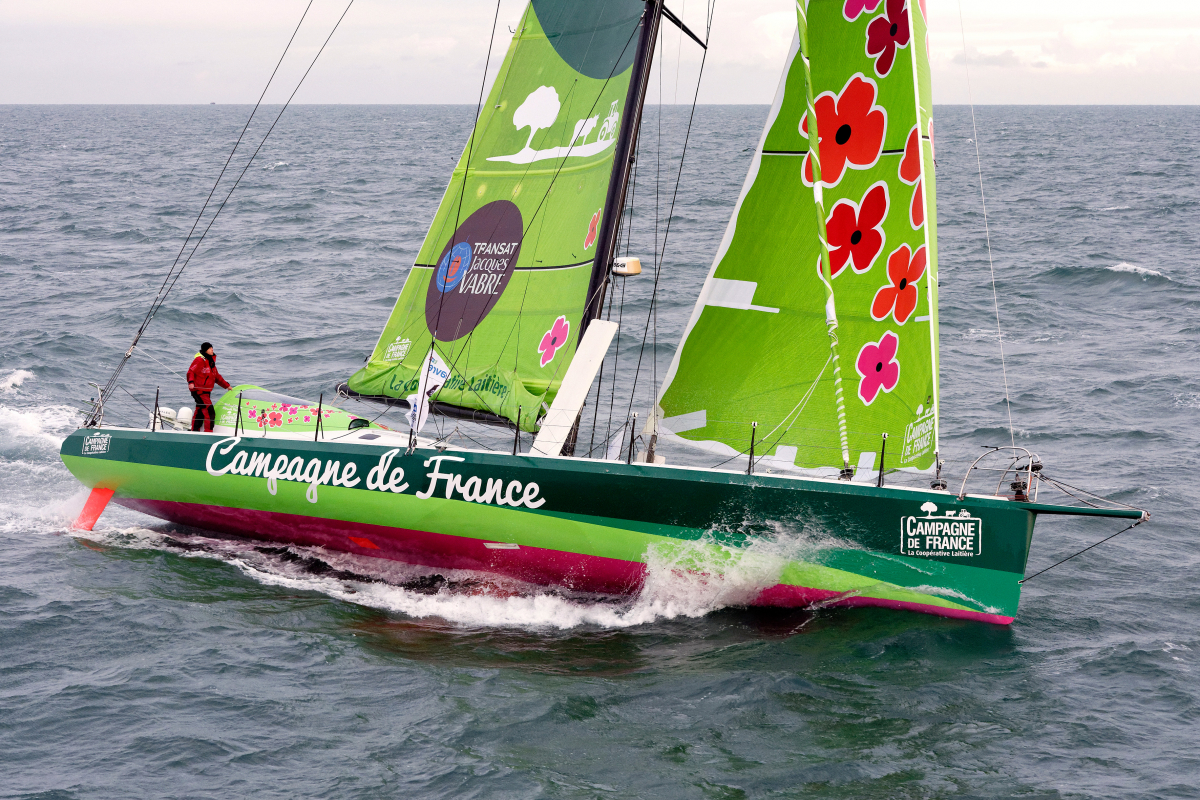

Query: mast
<box><xmin>579</xmin><ymin>0</ymin><xmax>665</xmax><ymax>338</ymax></box>
<box><xmin>560</xmin><ymin>0</ymin><xmax>663</xmax><ymax>458</ymax></box>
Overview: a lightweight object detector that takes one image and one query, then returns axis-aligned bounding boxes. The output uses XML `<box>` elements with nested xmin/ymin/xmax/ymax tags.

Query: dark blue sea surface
<box><xmin>1</xmin><ymin>103</ymin><xmax>1198</xmax><ymax>798</ymax></box>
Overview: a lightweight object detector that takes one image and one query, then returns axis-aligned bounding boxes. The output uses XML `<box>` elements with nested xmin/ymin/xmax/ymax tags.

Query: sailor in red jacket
<box><xmin>187</xmin><ymin>342</ymin><xmax>231</xmax><ymax>432</ymax></box>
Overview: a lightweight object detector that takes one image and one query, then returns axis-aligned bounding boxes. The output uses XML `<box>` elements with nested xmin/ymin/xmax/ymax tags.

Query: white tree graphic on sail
<box><xmin>488</xmin><ymin>86</ymin><xmax>620</xmax><ymax>165</ymax></box>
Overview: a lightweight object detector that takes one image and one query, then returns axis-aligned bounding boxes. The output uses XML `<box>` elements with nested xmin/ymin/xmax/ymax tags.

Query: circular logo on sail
<box><xmin>425</xmin><ymin>200</ymin><xmax>523</xmax><ymax>342</ymax></box>
<box><xmin>435</xmin><ymin>242</ymin><xmax>473</xmax><ymax>292</ymax></box>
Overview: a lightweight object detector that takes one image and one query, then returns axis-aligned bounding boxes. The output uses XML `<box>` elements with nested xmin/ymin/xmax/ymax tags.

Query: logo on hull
<box><xmin>82</xmin><ymin>433</ymin><xmax>111</xmax><ymax>455</ymax></box>
<box><xmin>901</xmin><ymin>502</ymin><xmax>983</xmax><ymax>557</ymax></box>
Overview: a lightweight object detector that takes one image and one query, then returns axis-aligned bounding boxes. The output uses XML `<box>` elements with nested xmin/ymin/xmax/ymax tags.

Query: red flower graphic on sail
<box><xmin>899</xmin><ymin>125</ymin><xmax>924</xmax><ymax>228</ymax></box>
<box><xmin>866</xmin><ymin>0</ymin><xmax>911</xmax><ymax>77</ymax></box>
<box><xmin>855</xmin><ymin>331</ymin><xmax>901</xmax><ymax>405</ymax></box>
<box><xmin>802</xmin><ymin>75</ymin><xmax>887</xmax><ymax>188</ymax></box>
<box><xmin>825</xmin><ymin>182</ymin><xmax>889</xmax><ymax>277</ymax></box>
<box><xmin>268</xmin><ymin>411</ymin><xmax>283</xmax><ymax>428</ymax></box>
<box><xmin>538</xmin><ymin>315</ymin><xmax>571</xmax><ymax>367</ymax></box>
<box><xmin>871</xmin><ymin>245</ymin><xmax>927</xmax><ymax>324</ymax></box>
<box><xmin>842</xmin><ymin>0</ymin><xmax>883</xmax><ymax>21</ymax></box>
<box><xmin>584</xmin><ymin>208</ymin><xmax>601</xmax><ymax>250</ymax></box>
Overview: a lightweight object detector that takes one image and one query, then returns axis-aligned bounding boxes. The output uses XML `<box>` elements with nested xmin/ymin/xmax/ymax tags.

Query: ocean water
<box><xmin>2</xmin><ymin>103</ymin><xmax>1198</xmax><ymax>798</ymax></box>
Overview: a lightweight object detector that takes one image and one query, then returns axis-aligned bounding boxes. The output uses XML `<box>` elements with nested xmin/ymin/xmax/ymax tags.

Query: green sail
<box><xmin>657</xmin><ymin>0</ymin><xmax>938</xmax><ymax>475</ymax></box>
<box><xmin>347</xmin><ymin>0</ymin><xmax>646</xmax><ymax>431</ymax></box>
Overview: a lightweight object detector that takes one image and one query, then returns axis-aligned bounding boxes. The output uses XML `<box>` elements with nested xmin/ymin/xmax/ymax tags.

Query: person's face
<box><xmin>205</xmin><ymin>347</ymin><xmax>215</xmax><ymax>358</ymax></box>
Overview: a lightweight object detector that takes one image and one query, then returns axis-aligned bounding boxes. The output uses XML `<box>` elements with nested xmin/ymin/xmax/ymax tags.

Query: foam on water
<box><xmin>1108</xmin><ymin>262</ymin><xmax>1165</xmax><ymax>278</ymax></box>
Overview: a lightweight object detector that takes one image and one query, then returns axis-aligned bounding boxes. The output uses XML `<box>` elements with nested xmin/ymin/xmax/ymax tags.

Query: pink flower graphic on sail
<box><xmin>855</xmin><ymin>331</ymin><xmax>901</xmax><ymax>405</ymax></box>
<box><xmin>843</xmin><ymin>0</ymin><xmax>883</xmax><ymax>21</ymax></box>
<box><xmin>825</xmin><ymin>182</ymin><xmax>889</xmax><ymax>277</ymax></box>
<box><xmin>871</xmin><ymin>245</ymin><xmax>927</xmax><ymax>324</ymax></box>
<box><xmin>866</xmin><ymin>0</ymin><xmax>912</xmax><ymax>77</ymax></box>
<box><xmin>538</xmin><ymin>315</ymin><xmax>571</xmax><ymax>367</ymax></box>
<box><xmin>584</xmin><ymin>208</ymin><xmax>601</xmax><ymax>250</ymax></box>
<box><xmin>801</xmin><ymin>75</ymin><xmax>887</xmax><ymax>188</ymax></box>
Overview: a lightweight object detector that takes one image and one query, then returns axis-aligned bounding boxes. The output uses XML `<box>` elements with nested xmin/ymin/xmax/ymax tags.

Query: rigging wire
<box><xmin>623</xmin><ymin>0</ymin><xmax>716</xmax><ymax>434</ymax></box>
<box><xmin>1018</xmin><ymin>519</ymin><xmax>1145</xmax><ymax>584</ymax></box>
<box><xmin>957</xmin><ymin>0</ymin><xmax>1015</xmax><ymax>449</ymax></box>
<box><xmin>87</xmin><ymin>0</ymin><xmax>353</xmax><ymax>425</ymax></box>
<box><xmin>429</xmin><ymin>0</ymin><xmax>503</xmax><ymax>342</ymax></box>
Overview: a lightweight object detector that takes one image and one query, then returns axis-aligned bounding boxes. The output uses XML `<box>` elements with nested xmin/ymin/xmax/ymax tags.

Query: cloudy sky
<box><xmin>2</xmin><ymin>0</ymin><xmax>1198</xmax><ymax>105</ymax></box>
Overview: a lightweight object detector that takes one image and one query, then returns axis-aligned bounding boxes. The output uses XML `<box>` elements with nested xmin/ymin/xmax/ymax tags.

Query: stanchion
<box><xmin>877</xmin><ymin>432</ymin><xmax>887</xmax><ymax>487</ymax></box>
<box><xmin>747</xmin><ymin>421</ymin><xmax>757</xmax><ymax>475</ymax></box>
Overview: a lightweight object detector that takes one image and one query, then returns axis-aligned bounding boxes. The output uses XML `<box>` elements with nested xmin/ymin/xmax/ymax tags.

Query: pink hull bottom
<box><xmin>117</xmin><ymin>498</ymin><xmax>1012</xmax><ymax>625</ymax></box>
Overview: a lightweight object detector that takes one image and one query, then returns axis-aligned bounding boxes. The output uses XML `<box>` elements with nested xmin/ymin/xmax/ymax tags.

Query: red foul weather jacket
<box><xmin>187</xmin><ymin>354</ymin><xmax>230</xmax><ymax>393</ymax></box>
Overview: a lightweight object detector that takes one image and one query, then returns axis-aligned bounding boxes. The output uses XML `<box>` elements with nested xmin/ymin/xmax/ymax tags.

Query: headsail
<box><xmin>347</xmin><ymin>0</ymin><xmax>655</xmax><ymax>431</ymax></box>
<box><xmin>657</xmin><ymin>0</ymin><xmax>938</xmax><ymax>475</ymax></box>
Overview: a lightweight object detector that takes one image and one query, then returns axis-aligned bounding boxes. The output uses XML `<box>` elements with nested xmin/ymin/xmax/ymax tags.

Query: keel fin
<box><xmin>72</xmin><ymin>487</ymin><xmax>115</xmax><ymax>531</ymax></box>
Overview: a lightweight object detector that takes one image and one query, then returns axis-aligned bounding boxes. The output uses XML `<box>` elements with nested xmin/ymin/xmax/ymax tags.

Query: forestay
<box><xmin>347</xmin><ymin>0</ymin><xmax>648</xmax><ymax>431</ymax></box>
<box><xmin>657</xmin><ymin>0</ymin><xmax>938</xmax><ymax>475</ymax></box>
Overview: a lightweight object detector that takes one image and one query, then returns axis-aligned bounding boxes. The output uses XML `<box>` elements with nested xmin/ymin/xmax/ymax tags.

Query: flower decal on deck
<box><xmin>842</xmin><ymin>0</ymin><xmax>883</xmax><ymax>21</ymax></box>
<box><xmin>866</xmin><ymin>0</ymin><xmax>911</xmax><ymax>77</ymax></box>
<box><xmin>872</xmin><ymin>245</ymin><xmax>927</xmax><ymax>324</ymax></box>
<box><xmin>268</xmin><ymin>411</ymin><xmax>283</xmax><ymax>428</ymax></box>
<box><xmin>801</xmin><ymin>75</ymin><xmax>887</xmax><ymax>188</ymax></box>
<box><xmin>825</xmin><ymin>182</ymin><xmax>889</xmax><ymax>277</ymax></box>
<box><xmin>856</xmin><ymin>331</ymin><xmax>901</xmax><ymax>405</ymax></box>
<box><xmin>584</xmin><ymin>208</ymin><xmax>601</xmax><ymax>250</ymax></box>
<box><xmin>538</xmin><ymin>315</ymin><xmax>571</xmax><ymax>367</ymax></box>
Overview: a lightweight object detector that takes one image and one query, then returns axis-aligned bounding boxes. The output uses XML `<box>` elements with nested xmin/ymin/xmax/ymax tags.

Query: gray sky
<box><xmin>2</xmin><ymin>0</ymin><xmax>1198</xmax><ymax>104</ymax></box>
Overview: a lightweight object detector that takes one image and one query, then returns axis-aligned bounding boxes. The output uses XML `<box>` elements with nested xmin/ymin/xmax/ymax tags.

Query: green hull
<box><xmin>59</xmin><ymin>428</ymin><xmax>1136</xmax><ymax>624</ymax></box>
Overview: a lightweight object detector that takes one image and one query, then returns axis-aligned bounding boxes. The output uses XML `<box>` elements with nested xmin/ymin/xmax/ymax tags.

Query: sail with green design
<box><xmin>347</xmin><ymin>0</ymin><xmax>654</xmax><ymax>431</ymax></box>
<box><xmin>657</xmin><ymin>0</ymin><xmax>938</xmax><ymax>476</ymax></box>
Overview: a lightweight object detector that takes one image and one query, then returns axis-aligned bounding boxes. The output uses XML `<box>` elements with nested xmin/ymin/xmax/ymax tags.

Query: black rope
<box><xmin>1019</xmin><ymin>519</ymin><xmax>1146</xmax><ymax>584</ymax></box>
<box><xmin>429</xmin><ymin>0</ymin><xmax>503</xmax><ymax>342</ymax></box>
<box><xmin>623</xmin><ymin>0</ymin><xmax>715</xmax><ymax>427</ymax></box>
<box><xmin>87</xmin><ymin>1</ymin><xmax>318</xmax><ymax>423</ymax></box>
<box><xmin>87</xmin><ymin>0</ymin><xmax>353</xmax><ymax>424</ymax></box>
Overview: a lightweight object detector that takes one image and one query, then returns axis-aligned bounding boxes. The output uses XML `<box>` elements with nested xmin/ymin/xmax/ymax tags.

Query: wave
<box><xmin>0</xmin><ymin>403</ymin><xmax>80</xmax><ymax>448</ymax></box>
<box><xmin>1043</xmin><ymin>262</ymin><xmax>1172</xmax><ymax>285</ymax></box>
<box><xmin>1107</xmin><ymin>262</ymin><xmax>1164</xmax><ymax>278</ymax></box>
<box><xmin>1</xmin><ymin>369</ymin><xmax>34</xmax><ymax>393</ymax></box>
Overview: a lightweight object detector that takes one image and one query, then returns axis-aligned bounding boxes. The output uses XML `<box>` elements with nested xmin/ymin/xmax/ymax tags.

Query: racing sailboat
<box><xmin>60</xmin><ymin>0</ymin><xmax>1145</xmax><ymax>624</ymax></box>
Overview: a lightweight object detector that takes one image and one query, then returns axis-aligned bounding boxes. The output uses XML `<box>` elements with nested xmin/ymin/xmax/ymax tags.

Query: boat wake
<box><xmin>67</xmin><ymin>521</ymin><xmax>854</xmax><ymax>631</ymax></box>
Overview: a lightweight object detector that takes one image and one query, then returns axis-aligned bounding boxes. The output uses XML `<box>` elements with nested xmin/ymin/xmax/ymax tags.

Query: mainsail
<box><xmin>657</xmin><ymin>0</ymin><xmax>938</xmax><ymax>475</ymax></box>
<box><xmin>347</xmin><ymin>0</ymin><xmax>657</xmax><ymax>431</ymax></box>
